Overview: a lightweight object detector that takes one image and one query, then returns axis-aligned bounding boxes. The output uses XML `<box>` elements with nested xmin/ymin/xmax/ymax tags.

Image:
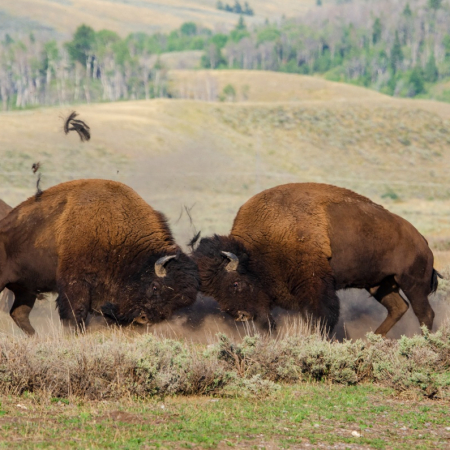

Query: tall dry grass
<box><xmin>0</xmin><ymin>316</ymin><xmax>449</xmax><ymax>401</ymax></box>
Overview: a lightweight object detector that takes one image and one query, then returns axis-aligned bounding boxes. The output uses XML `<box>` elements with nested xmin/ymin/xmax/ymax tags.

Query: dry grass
<box><xmin>0</xmin><ymin>317</ymin><xmax>450</xmax><ymax>401</ymax></box>
<box><xmin>168</xmin><ymin>69</ymin><xmax>390</xmax><ymax>102</ymax></box>
<box><xmin>0</xmin><ymin>0</ymin><xmax>316</xmax><ymax>37</ymax></box>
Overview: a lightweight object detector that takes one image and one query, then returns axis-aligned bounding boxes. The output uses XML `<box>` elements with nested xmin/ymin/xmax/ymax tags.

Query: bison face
<box><xmin>216</xmin><ymin>256</ymin><xmax>274</xmax><ymax>329</ymax></box>
<box><xmin>138</xmin><ymin>253</ymin><xmax>199</xmax><ymax>324</ymax></box>
<box><xmin>101</xmin><ymin>252</ymin><xmax>199</xmax><ymax>326</ymax></box>
<box><xmin>194</xmin><ymin>235</ymin><xmax>274</xmax><ymax>330</ymax></box>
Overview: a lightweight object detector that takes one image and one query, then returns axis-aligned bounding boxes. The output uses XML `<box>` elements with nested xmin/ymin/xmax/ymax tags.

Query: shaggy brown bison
<box><xmin>0</xmin><ymin>199</ymin><xmax>13</xmax><ymax>312</ymax></box>
<box><xmin>0</xmin><ymin>179</ymin><xmax>199</xmax><ymax>335</ymax></box>
<box><xmin>193</xmin><ymin>183</ymin><xmax>440</xmax><ymax>336</ymax></box>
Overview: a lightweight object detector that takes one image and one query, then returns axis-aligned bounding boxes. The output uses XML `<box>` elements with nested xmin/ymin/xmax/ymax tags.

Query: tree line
<box><xmin>216</xmin><ymin>1</ymin><xmax>254</xmax><ymax>16</ymax></box>
<box><xmin>205</xmin><ymin>0</ymin><xmax>450</xmax><ymax>99</ymax></box>
<box><xmin>2</xmin><ymin>0</ymin><xmax>450</xmax><ymax>109</ymax></box>
<box><xmin>0</xmin><ymin>22</ymin><xmax>213</xmax><ymax>110</ymax></box>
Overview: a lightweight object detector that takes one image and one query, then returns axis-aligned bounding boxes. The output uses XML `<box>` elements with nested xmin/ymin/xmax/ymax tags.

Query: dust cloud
<box><xmin>335</xmin><ymin>289</ymin><xmax>449</xmax><ymax>340</ymax></box>
<box><xmin>0</xmin><ymin>288</ymin><xmax>448</xmax><ymax>343</ymax></box>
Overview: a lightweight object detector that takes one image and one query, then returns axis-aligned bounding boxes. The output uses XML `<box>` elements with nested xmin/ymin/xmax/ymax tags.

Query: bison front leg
<box><xmin>56</xmin><ymin>279</ymin><xmax>90</xmax><ymax>333</ymax></box>
<box><xmin>235</xmin><ymin>307</ymin><xmax>277</xmax><ymax>333</ymax></box>
<box><xmin>254</xmin><ymin>310</ymin><xmax>276</xmax><ymax>333</ymax></box>
<box><xmin>300</xmin><ymin>278</ymin><xmax>340</xmax><ymax>338</ymax></box>
<box><xmin>9</xmin><ymin>288</ymin><xmax>37</xmax><ymax>336</ymax></box>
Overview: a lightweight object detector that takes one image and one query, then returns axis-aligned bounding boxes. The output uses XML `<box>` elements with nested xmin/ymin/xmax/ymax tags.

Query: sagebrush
<box><xmin>0</xmin><ymin>322</ymin><xmax>449</xmax><ymax>401</ymax></box>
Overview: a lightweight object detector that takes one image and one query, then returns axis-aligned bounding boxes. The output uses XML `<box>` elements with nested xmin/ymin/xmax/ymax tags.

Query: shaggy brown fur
<box><xmin>0</xmin><ymin>179</ymin><xmax>199</xmax><ymax>335</ymax></box>
<box><xmin>0</xmin><ymin>199</ymin><xmax>13</xmax><ymax>313</ymax></box>
<box><xmin>194</xmin><ymin>183</ymin><xmax>438</xmax><ymax>336</ymax></box>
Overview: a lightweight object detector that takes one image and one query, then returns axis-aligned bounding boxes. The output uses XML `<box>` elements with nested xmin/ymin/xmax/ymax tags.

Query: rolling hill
<box><xmin>0</xmin><ymin>0</ymin><xmax>316</xmax><ymax>38</ymax></box>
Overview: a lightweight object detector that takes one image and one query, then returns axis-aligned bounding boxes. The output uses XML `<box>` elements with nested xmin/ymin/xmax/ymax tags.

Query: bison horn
<box><xmin>155</xmin><ymin>255</ymin><xmax>177</xmax><ymax>278</ymax></box>
<box><xmin>221</xmin><ymin>251</ymin><xmax>239</xmax><ymax>272</ymax></box>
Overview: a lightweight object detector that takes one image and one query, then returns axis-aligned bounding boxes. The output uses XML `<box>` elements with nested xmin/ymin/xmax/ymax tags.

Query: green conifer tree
<box><xmin>372</xmin><ymin>18</ymin><xmax>382</xmax><ymax>44</ymax></box>
<box><xmin>390</xmin><ymin>31</ymin><xmax>403</xmax><ymax>73</ymax></box>
<box><xmin>424</xmin><ymin>53</ymin><xmax>438</xmax><ymax>82</ymax></box>
<box><xmin>403</xmin><ymin>3</ymin><xmax>412</xmax><ymax>16</ymax></box>
<box><xmin>428</xmin><ymin>0</ymin><xmax>442</xmax><ymax>10</ymax></box>
<box><xmin>409</xmin><ymin>67</ymin><xmax>425</xmax><ymax>95</ymax></box>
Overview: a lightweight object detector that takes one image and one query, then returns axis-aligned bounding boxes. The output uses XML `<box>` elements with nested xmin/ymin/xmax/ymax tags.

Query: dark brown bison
<box><xmin>0</xmin><ymin>199</ymin><xmax>13</xmax><ymax>312</ymax></box>
<box><xmin>193</xmin><ymin>183</ymin><xmax>440</xmax><ymax>336</ymax></box>
<box><xmin>0</xmin><ymin>179</ymin><xmax>199</xmax><ymax>335</ymax></box>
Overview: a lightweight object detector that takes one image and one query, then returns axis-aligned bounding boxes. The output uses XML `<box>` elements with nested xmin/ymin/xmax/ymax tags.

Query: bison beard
<box><xmin>0</xmin><ymin>179</ymin><xmax>199</xmax><ymax>335</ymax></box>
<box><xmin>193</xmin><ymin>183</ymin><xmax>439</xmax><ymax>337</ymax></box>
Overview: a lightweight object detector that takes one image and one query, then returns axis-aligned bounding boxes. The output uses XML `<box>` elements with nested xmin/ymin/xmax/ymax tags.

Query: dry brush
<box><xmin>0</xmin><ymin>321</ymin><xmax>449</xmax><ymax>401</ymax></box>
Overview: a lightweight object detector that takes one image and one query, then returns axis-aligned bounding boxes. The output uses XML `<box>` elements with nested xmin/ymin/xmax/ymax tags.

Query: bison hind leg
<box><xmin>398</xmin><ymin>280</ymin><xmax>434</xmax><ymax>332</ymax></box>
<box><xmin>9</xmin><ymin>288</ymin><xmax>36</xmax><ymax>336</ymax></box>
<box><xmin>370</xmin><ymin>276</ymin><xmax>409</xmax><ymax>337</ymax></box>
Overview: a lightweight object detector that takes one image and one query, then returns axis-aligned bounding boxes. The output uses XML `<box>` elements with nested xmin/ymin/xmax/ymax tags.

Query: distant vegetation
<box><xmin>3</xmin><ymin>0</ymin><xmax>450</xmax><ymax>109</ymax></box>
<box><xmin>216</xmin><ymin>1</ymin><xmax>254</xmax><ymax>16</ymax></box>
<box><xmin>205</xmin><ymin>0</ymin><xmax>450</xmax><ymax>100</ymax></box>
<box><xmin>0</xmin><ymin>22</ymin><xmax>213</xmax><ymax>109</ymax></box>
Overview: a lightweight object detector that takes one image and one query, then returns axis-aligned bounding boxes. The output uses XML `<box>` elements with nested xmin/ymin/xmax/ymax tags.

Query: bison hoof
<box><xmin>236</xmin><ymin>311</ymin><xmax>254</xmax><ymax>322</ymax></box>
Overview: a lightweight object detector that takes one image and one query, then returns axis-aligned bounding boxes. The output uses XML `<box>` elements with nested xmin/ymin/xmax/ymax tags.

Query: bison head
<box><xmin>101</xmin><ymin>251</ymin><xmax>199</xmax><ymax>326</ymax></box>
<box><xmin>193</xmin><ymin>235</ymin><xmax>274</xmax><ymax>331</ymax></box>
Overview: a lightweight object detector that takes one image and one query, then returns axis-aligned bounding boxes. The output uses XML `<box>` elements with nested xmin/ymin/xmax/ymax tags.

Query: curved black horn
<box><xmin>155</xmin><ymin>255</ymin><xmax>177</xmax><ymax>278</ymax></box>
<box><xmin>221</xmin><ymin>251</ymin><xmax>239</xmax><ymax>272</ymax></box>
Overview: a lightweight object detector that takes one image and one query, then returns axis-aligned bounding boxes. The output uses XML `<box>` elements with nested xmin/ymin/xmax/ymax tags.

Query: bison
<box><xmin>0</xmin><ymin>199</ymin><xmax>13</xmax><ymax>312</ymax></box>
<box><xmin>0</xmin><ymin>179</ymin><xmax>199</xmax><ymax>335</ymax></box>
<box><xmin>193</xmin><ymin>183</ymin><xmax>440</xmax><ymax>336</ymax></box>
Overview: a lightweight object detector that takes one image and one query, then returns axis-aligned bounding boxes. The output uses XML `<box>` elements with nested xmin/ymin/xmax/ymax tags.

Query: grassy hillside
<box><xmin>0</xmin><ymin>0</ymin><xmax>315</xmax><ymax>38</ymax></box>
<box><xmin>168</xmin><ymin>69</ymin><xmax>391</xmax><ymax>101</ymax></box>
<box><xmin>1</xmin><ymin>71</ymin><xmax>450</xmax><ymax>262</ymax></box>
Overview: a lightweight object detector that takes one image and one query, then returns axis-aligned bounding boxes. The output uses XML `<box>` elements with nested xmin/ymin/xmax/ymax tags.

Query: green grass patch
<box><xmin>0</xmin><ymin>385</ymin><xmax>449</xmax><ymax>449</ymax></box>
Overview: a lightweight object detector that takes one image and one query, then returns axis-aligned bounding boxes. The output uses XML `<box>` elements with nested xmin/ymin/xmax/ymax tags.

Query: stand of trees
<box><xmin>0</xmin><ymin>22</ymin><xmax>212</xmax><ymax>110</ymax></box>
<box><xmin>3</xmin><ymin>0</ymin><xmax>450</xmax><ymax>109</ymax></box>
<box><xmin>204</xmin><ymin>0</ymin><xmax>450</xmax><ymax>99</ymax></box>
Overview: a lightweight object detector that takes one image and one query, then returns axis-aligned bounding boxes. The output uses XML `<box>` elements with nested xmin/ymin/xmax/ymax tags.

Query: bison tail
<box><xmin>431</xmin><ymin>268</ymin><xmax>443</xmax><ymax>294</ymax></box>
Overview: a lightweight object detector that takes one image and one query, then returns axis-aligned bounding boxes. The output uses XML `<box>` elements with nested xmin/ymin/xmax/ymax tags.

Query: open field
<box><xmin>0</xmin><ymin>0</ymin><xmax>316</xmax><ymax>38</ymax></box>
<box><xmin>0</xmin><ymin>323</ymin><xmax>449</xmax><ymax>448</ymax></box>
<box><xmin>0</xmin><ymin>384</ymin><xmax>449</xmax><ymax>449</ymax></box>
<box><xmin>168</xmin><ymin>70</ymin><xmax>391</xmax><ymax>102</ymax></box>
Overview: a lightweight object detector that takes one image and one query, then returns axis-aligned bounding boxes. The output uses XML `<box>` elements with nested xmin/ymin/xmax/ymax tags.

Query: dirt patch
<box><xmin>100</xmin><ymin>410</ymin><xmax>147</xmax><ymax>425</ymax></box>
